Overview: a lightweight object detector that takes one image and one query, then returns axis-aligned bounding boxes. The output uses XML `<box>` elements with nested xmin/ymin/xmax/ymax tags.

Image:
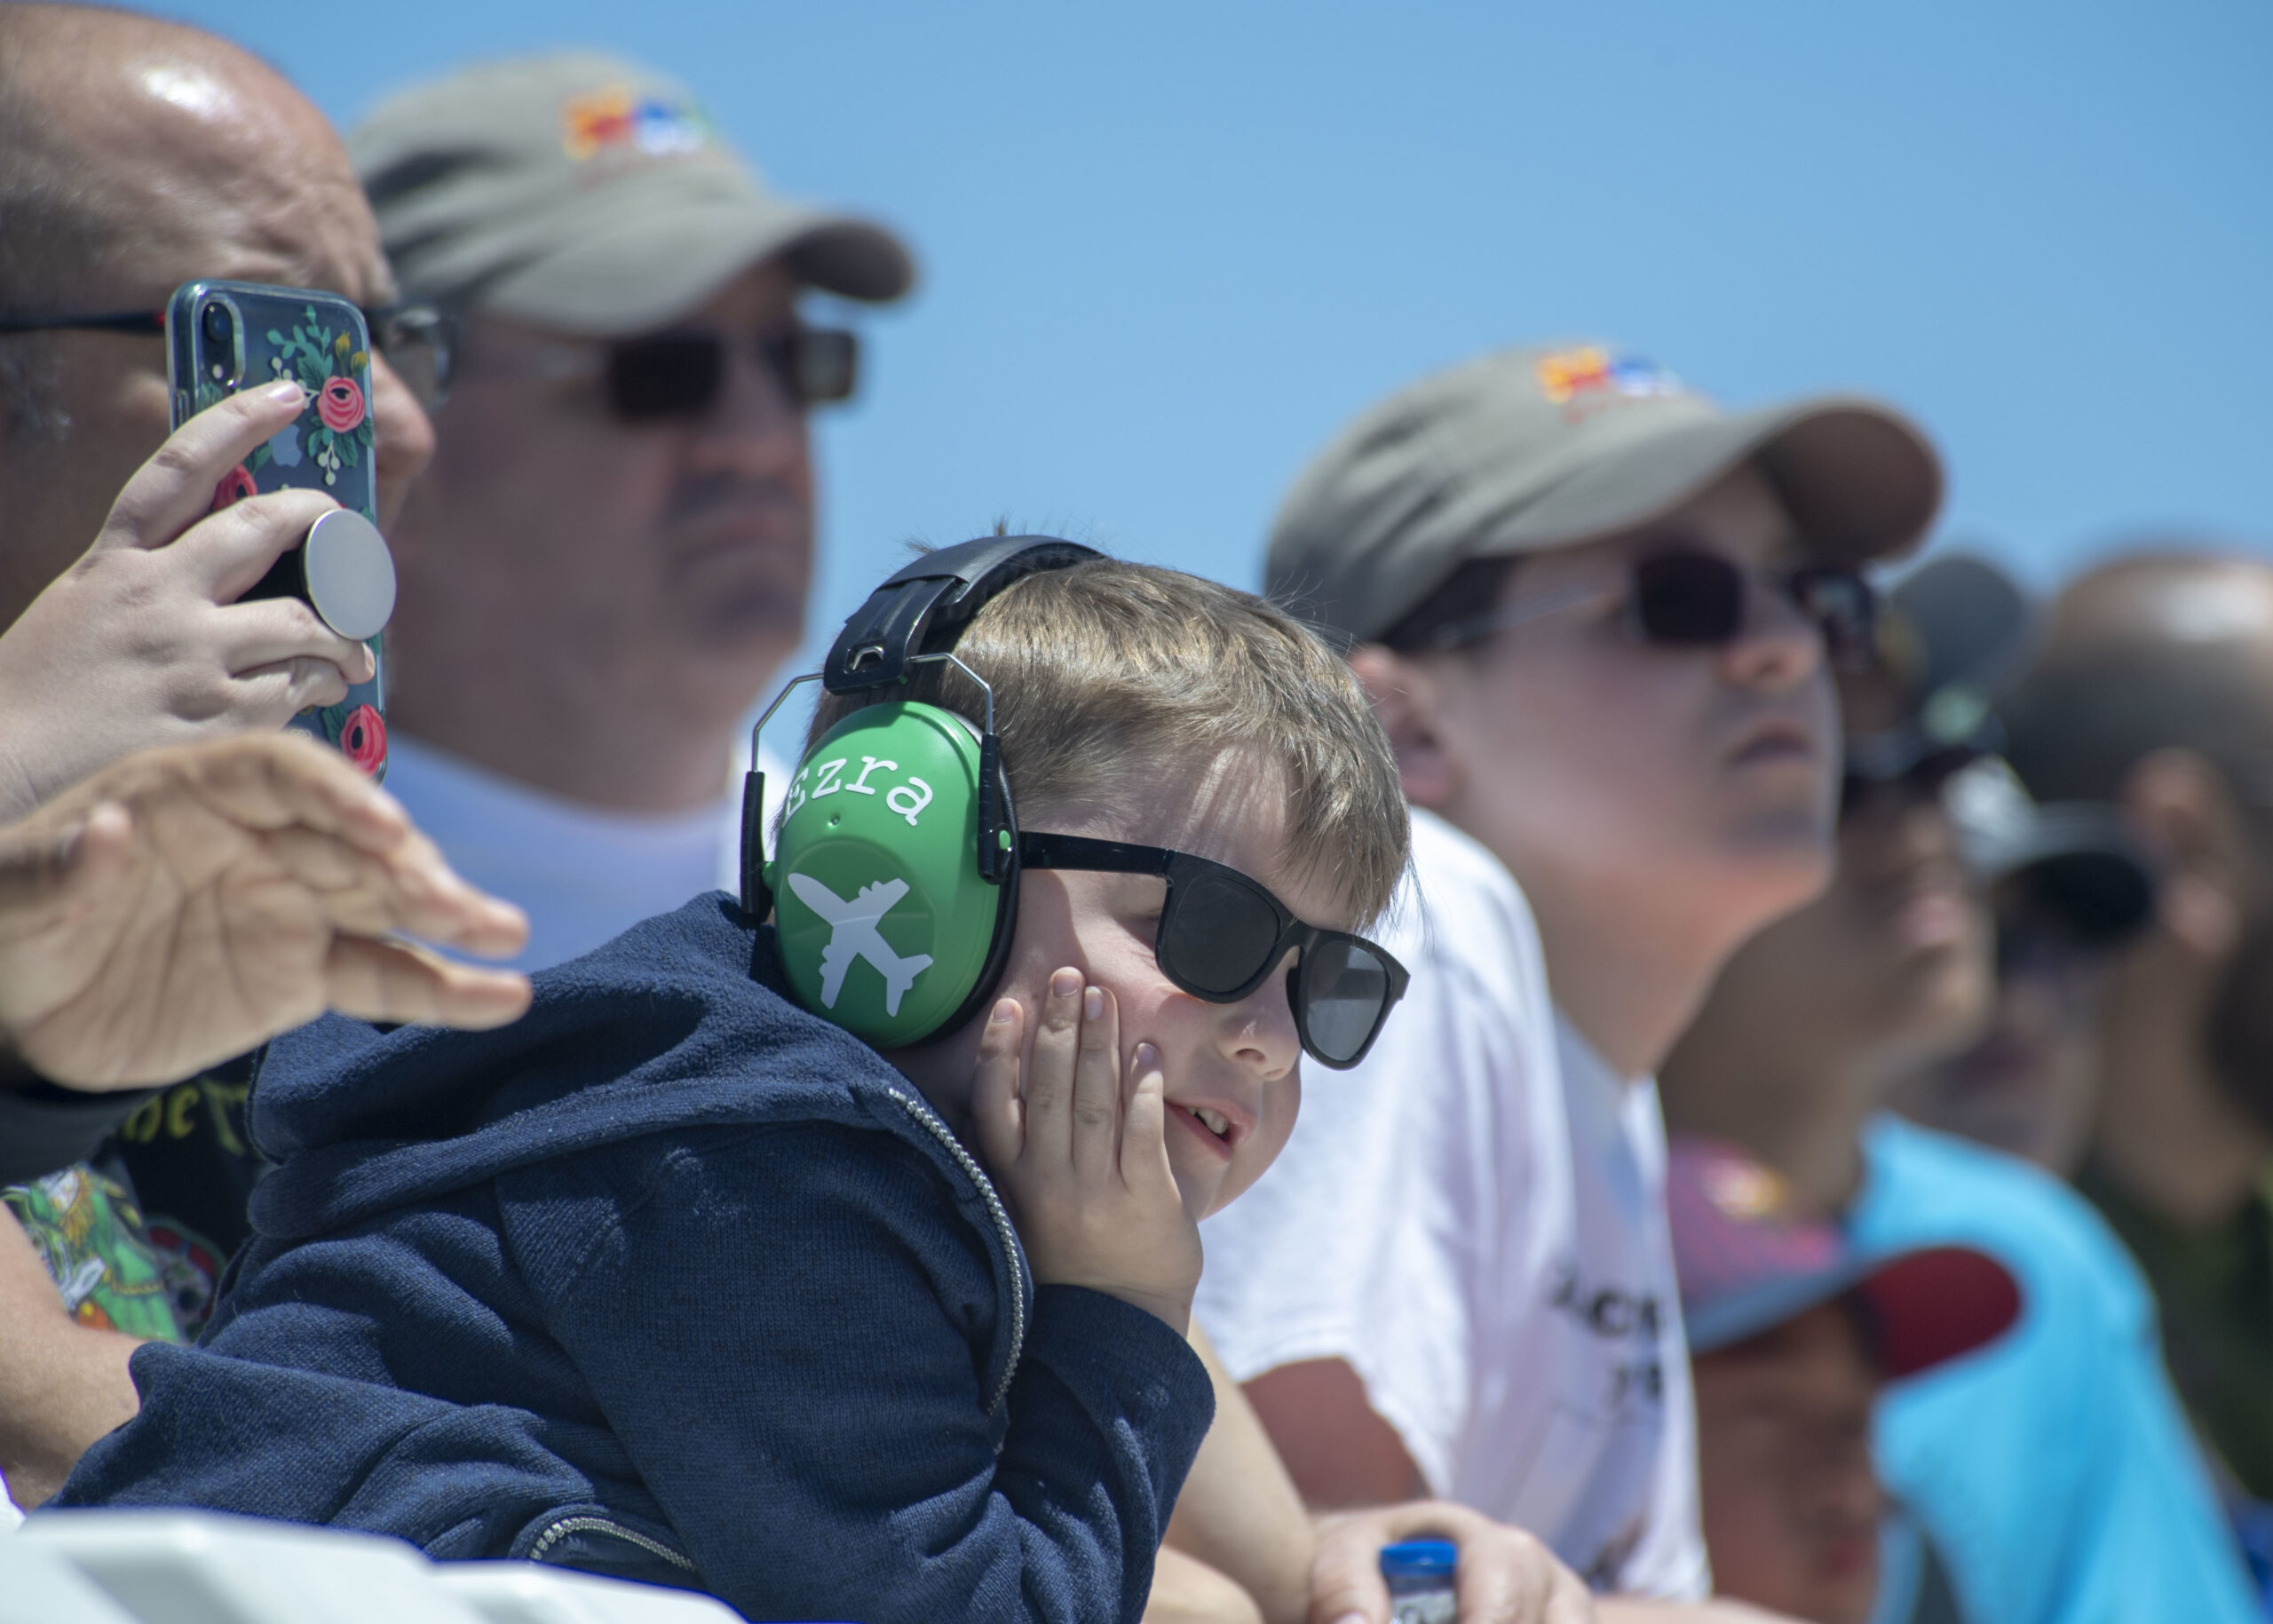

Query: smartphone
<box><xmin>166</xmin><ymin>280</ymin><xmax>392</xmax><ymax>779</ymax></box>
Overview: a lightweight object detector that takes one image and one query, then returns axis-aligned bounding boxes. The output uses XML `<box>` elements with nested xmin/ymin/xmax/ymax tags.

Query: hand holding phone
<box><xmin>169</xmin><ymin>281</ymin><xmax>396</xmax><ymax>777</ymax></box>
<box><xmin>0</xmin><ymin>384</ymin><xmax>378</xmax><ymax>822</ymax></box>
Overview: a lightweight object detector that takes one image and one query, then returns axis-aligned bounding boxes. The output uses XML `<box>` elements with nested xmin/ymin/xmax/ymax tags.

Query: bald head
<box><xmin>2003</xmin><ymin>551</ymin><xmax>2273</xmax><ymax>805</ymax></box>
<box><xmin>0</xmin><ymin>5</ymin><xmax>425</xmax><ymax>625</ymax></box>
<box><xmin>0</xmin><ymin>4</ymin><xmax>374</xmax><ymax>313</ymax></box>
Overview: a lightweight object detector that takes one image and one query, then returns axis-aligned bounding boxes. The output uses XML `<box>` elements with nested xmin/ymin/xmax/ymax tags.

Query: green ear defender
<box><xmin>741</xmin><ymin>536</ymin><xmax>1102</xmax><ymax>1048</ymax></box>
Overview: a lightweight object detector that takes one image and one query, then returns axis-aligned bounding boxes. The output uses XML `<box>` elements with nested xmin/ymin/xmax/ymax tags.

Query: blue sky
<box><xmin>188</xmin><ymin>0</ymin><xmax>2272</xmax><ymax>648</ymax></box>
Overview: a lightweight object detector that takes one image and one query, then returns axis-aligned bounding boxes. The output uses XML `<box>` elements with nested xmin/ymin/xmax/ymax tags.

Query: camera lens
<box><xmin>200</xmin><ymin>301</ymin><xmax>234</xmax><ymax>349</ymax></box>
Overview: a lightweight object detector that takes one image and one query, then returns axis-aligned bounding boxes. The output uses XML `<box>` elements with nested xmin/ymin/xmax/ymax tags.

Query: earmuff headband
<box><xmin>742</xmin><ymin>535</ymin><xmax>1104</xmax><ymax>917</ymax></box>
<box><xmin>824</xmin><ymin>536</ymin><xmax>1105</xmax><ymax>693</ymax></box>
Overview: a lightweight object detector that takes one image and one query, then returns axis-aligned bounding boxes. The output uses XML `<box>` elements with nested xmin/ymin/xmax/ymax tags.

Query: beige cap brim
<box><xmin>476</xmin><ymin>187</ymin><xmax>914</xmax><ymax>336</ymax></box>
<box><xmin>1474</xmin><ymin>397</ymin><xmax>1944</xmax><ymax>572</ymax></box>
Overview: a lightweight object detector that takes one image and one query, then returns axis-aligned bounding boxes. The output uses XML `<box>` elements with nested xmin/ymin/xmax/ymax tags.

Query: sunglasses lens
<box><xmin>1794</xmin><ymin>569</ymin><xmax>1878</xmax><ymax>668</ymax></box>
<box><xmin>1162</xmin><ymin>869</ymin><xmax>1283</xmax><ymax>996</ymax></box>
<box><xmin>607</xmin><ymin>337</ymin><xmax>722</xmax><ymax>420</ymax></box>
<box><xmin>1298</xmin><ymin>938</ymin><xmax>1393</xmax><ymax>1066</ymax></box>
<box><xmin>1633</xmin><ymin>553</ymin><xmax>1745</xmax><ymax>645</ymax></box>
<box><xmin>791</xmin><ymin>328</ymin><xmax>859</xmax><ymax>404</ymax></box>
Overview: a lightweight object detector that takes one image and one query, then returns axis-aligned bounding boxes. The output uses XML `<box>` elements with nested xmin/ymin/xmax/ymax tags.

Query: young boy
<box><xmin>56</xmin><ymin>543</ymin><xmax>1414</xmax><ymax>1624</ymax></box>
<box><xmin>1195</xmin><ymin>340</ymin><xmax>1942</xmax><ymax>1609</ymax></box>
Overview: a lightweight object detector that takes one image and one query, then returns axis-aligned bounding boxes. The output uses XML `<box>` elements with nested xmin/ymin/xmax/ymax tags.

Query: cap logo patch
<box><xmin>1699</xmin><ymin>1156</ymin><xmax>1790</xmax><ymax>1222</ymax></box>
<box><xmin>1535</xmin><ymin>346</ymin><xmax>1683</xmax><ymax>405</ymax></box>
<box><xmin>561</xmin><ymin>84</ymin><xmax>712</xmax><ymax>162</ymax></box>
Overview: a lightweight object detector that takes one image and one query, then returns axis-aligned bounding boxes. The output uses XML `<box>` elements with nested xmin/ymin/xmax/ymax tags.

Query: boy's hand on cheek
<box><xmin>971</xmin><ymin>968</ymin><xmax>1204</xmax><ymax>1332</ymax></box>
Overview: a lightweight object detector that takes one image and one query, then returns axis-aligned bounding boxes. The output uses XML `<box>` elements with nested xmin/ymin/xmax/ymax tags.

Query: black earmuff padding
<box><xmin>825</xmin><ymin>535</ymin><xmax>1103</xmax><ymax>693</ymax></box>
<box><xmin>739</xmin><ymin>766</ymin><xmax>770</xmax><ymax>919</ymax></box>
<box><xmin>926</xmin><ymin>747</ymin><xmax>1025</xmax><ymax>1041</ymax></box>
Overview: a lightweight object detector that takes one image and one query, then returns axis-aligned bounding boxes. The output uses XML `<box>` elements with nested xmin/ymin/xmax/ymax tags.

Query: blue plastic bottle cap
<box><xmin>1378</xmin><ymin>1539</ymin><xmax>1459</xmax><ymax>1579</ymax></box>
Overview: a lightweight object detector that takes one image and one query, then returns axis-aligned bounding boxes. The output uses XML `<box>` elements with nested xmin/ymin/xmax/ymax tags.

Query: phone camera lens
<box><xmin>200</xmin><ymin>302</ymin><xmax>234</xmax><ymax>349</ymax></box>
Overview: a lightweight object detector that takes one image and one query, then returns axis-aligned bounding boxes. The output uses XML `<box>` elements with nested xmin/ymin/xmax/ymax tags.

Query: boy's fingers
<box><xmin>1026</xmin><ymin>966</ymin><xmax>1083</xmax><ymax>1155</ymax></box>
<box><xmin>95</xmin><ymin>382</ymin><xmax>310</xmax><ymax>555</ymax></box>
<box><xmin>970</xmin><ymin>999</ymin><xmax>1026</xmax><ymax>1172</ymax></box>
<box><xmin>1120</xmin><ymin>1042</ymin><xmax>1169</xmax><ymax>1192</ymax></box>
<box><xmin>1070</xmin><ymin>983</ymin><xmax>1121</xmax><ymax>1176</ymax></box>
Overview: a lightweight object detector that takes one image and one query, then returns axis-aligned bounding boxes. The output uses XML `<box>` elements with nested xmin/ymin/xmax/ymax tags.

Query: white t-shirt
<box><xmin>381</xmin><ymin>735</ymin><xmax>787</xmax><ymax>973</ymax></box>
<box><xmin>1195</xmin><ymin>809</ymin><xmax>1709</xmax><ymax>1599</ymax></box>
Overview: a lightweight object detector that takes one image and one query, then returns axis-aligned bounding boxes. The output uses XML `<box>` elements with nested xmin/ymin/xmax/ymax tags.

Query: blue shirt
<box><xmin>1853</xmin><ymin>1115</ymin><xmax>2258</xmax><ymax>1624</ymax></box>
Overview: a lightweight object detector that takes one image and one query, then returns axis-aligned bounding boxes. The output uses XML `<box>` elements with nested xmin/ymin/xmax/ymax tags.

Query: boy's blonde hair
<box><xmin>806</xmin><ymin>558</ymin><xmax>1409</xmax><ymax>925</ymax></box>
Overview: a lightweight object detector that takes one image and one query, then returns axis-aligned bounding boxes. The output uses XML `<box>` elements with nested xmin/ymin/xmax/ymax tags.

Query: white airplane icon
<box><xmin>785</xmin><ymin>871</ymin><xmax>936</xmax><ymax>1017</ymax></box>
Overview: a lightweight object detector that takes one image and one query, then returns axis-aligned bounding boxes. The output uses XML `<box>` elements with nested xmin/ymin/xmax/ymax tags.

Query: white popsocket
<box><xmin>301</xmin><ymin>510</ymin><xmax>398</xmax><ymax>641</ymax></box>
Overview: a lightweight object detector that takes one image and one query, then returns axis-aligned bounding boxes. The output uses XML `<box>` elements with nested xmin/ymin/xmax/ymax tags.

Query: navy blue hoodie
<box><xmin>59</xmin><ymin>893</ymin><xmax>1215</xmax><ymax>1624</ymax></box>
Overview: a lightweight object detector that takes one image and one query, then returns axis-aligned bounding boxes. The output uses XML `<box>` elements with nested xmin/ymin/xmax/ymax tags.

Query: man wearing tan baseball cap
<box><xmin>1198</xmin><ymin>340</ymin><xmax>1939</xmax><ymax>1612</ymax></box>
<box><xmin>350</xmin><ymin>53</ymin><xmax>914</xmax><ymax>970</ymax></box>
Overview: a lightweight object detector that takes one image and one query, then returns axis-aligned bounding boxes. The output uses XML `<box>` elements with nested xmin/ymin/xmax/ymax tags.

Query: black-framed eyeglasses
<box><xmin>1425</xmin><ymin>547</ymin><xmax>1880</xmax><ymax>672</ymax></box>
<box><xmin>1018</xmin><ymin>829</ymin><xmax>1410</xmax><ymax>1070</ymax></box>
<box><xmin>0</xmin><ymin>301</ymin><xmax>459</xmax><ymax>412</ymax></box>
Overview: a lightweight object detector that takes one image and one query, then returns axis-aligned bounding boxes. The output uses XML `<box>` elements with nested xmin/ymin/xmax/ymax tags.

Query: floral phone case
<box><xmin>166</xmin><ymin>280</ymin><xmax>388</xmax><ymax>778</ymax></box>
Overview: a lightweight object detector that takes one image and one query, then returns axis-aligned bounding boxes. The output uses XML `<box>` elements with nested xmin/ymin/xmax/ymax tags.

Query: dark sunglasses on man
<box><xmin>0</xmin><ymin>301</ymin><xmax>458</xmax><ymax>414</ymax></box>
<box><xmin>1423</xmin><ymin>547</ymin><xmax>1879</xmax><ymax>671</ymax></box>
<box><xmin>1018</xmin><ymin>829</ymin><xmax>1411</xmax><ymax>1070</ymax></box>
<box><xmin>496</xmin><ymin>325</ymin><xmax>859</xmax><ymax>423</ymax></box>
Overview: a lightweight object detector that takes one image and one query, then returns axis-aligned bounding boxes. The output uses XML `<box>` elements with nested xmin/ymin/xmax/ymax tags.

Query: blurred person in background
<box><xmin>1200</xmin><ymin>339</ymin><xmax>1943</xmax><ymax>1620</ymax></box>
<box><xmin>0</xmin><ymin>0</ymin><xmax>455</xmax><ymax>1504</ymax></box>
<box><xmin>348</xmin><ymin>52</ymin><xmax>912</xmax><ymax>972</ymax></box>
<box><xmin>1997</xmin><ymin>551</ymin><xmax>2273</xmax><ymax>1591</ymax></box>
<box><xmin>1659</xmin><ymin>552</ymin><xmax>2260</xmax><ymax>1622</ymax></box>
<box><xmin>1886</xmin><ymin>761</ymin><xmax>2156</xmax><ymax>1175</ymax></box>
<box><xmin>1667</xmin><ymin>1138</ymin><xmax>2018</xmax><ymax>1624</ymax></box>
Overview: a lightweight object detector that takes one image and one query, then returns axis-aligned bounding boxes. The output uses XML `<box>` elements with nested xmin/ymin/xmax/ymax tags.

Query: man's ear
<box><xmin>2122</xmin><ymin>748</ymin><xmax>2249</xmax><ymax>961</ymax></box>
<box><xmin>1346</xmin><ymin>645</ymin><xmax>1458</xmax><ymax>810</ymax></box>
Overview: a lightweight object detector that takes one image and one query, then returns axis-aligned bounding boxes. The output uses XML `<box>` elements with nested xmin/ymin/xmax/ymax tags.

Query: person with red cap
<box><xmin>1667</xmin><ymin>1138</ymin><xmax>2019</xmax><ymax>1624</ymax></box>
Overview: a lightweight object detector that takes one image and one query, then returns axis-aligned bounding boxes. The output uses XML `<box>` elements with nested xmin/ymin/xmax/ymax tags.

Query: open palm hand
<box><xmin>0</xmin><ymin>733</ymin><xmax>529</xmax><ymax>1089</ymax></box>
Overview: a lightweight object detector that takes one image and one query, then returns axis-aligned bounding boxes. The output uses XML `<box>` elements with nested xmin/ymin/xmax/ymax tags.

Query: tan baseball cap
<box><xmin>1266</xmin><ymin>342</ymin><xmax>1944</xmax><ymax>646</ymax></box>
<box><xmin>350</xmin><ymin>52</ymin><xmax>915</xmax><ymax>336</ymax></box>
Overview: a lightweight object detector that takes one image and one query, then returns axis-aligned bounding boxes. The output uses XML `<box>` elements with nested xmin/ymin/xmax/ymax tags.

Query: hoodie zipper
<box><xmin>886</xmin><ymin>1087</ymin><xmax>1028</xmax><ymax>1417</ymax></box>
<box><xmin>527</xmin><ymin>1513</ymin><xmax>698</xmax><ymax>1573</ymax></box>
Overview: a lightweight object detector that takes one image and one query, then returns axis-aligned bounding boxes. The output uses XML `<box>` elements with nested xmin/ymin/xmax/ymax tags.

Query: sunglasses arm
<box><xmin>1425</xmin><ymin>582</ymin><xmax>1610</xmax><ymax>652</ymax></box>
<box><xmin>1017</xmin><ymin>831</ymin><xmax>1175</xmax><ymax>876</ymax></box>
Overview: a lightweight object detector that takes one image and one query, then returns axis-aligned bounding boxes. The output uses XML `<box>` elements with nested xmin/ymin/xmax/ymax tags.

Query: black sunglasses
<box><xmin>0</xmin><ymin>301</ymin><xmax>458</xmax><ymax>412</ymax></box>
<box><xmin>1428</xmin><ymin>547</ymin><xmax>1879</xmax><ymax>671</ymax></box>
<box><xmin>1018</xmin><ymin>829</ymin><xmax>1410</xmax><ymax>1070</ymax></box>
<box><xmin>604</xmin><ymin>326</ymin><xmax>859</xmax><ymax>421</ymax></box>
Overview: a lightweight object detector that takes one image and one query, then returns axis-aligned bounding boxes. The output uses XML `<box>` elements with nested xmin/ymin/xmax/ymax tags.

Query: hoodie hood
<box><xmin>250</xmin><ymin>891</ymin><xmax>927</xmax><ymax>1243</ymax></box>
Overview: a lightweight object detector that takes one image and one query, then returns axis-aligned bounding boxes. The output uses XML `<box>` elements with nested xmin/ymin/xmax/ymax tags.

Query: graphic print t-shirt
<box><xmin>1195</xmin><ymin>809</ymin><xmax>1707</xmax><ymax>1598</ymax></box>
